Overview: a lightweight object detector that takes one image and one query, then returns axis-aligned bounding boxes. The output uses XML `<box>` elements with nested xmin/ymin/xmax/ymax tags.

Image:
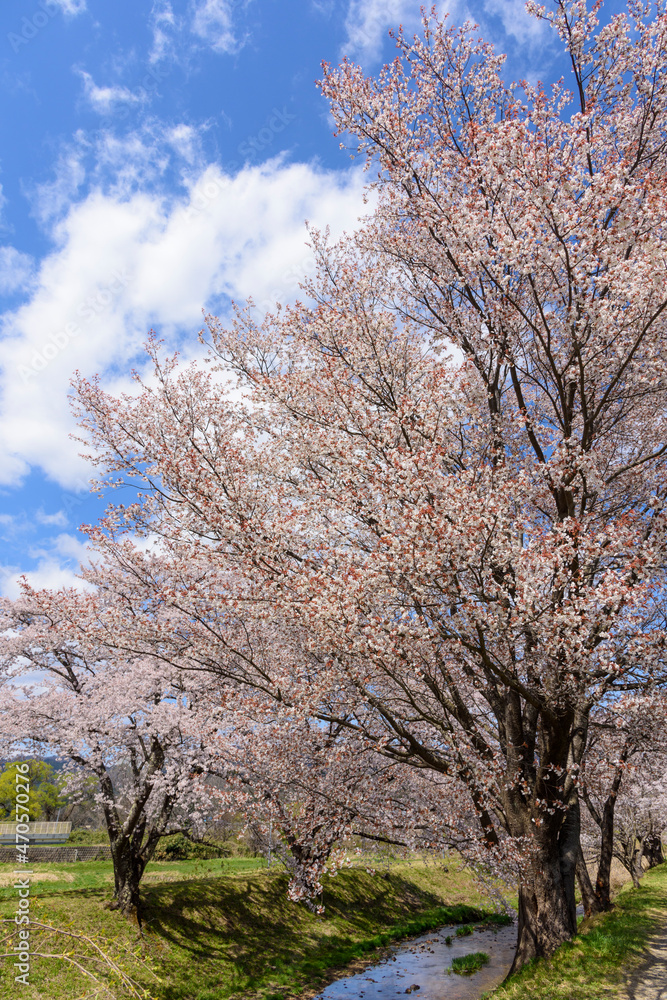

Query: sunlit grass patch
<box><xmin>452</xmin><ymin>951</ymin><xmax>490</xmax><ymax>974</ymax></box>
<box><xmin>0</xmin><ymin>858</ymin><xmax>497</xmax><ymax>1000</ymax></box>
<box><xmin>488</xmin><ymin>864</ymin><xmax>667</xmax><ymax>1000</ymax></box>
<box><xmin>0</xmin><ymin>856</ymin><xmax>266</xmax><ymax>902</ymax></box>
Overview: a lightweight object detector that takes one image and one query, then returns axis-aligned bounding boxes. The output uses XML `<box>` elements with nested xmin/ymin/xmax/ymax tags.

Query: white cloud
<box><xmin>52</xmin><ymin>0</ymin><xmax>87</xmax><ymax>14</ymax></box>
<box><xmin>31</xmin><ymin>124</ymin><xmax>197</xmax><ymax>226</ymax></box>
<box><xmin>166</xmin><ymin>124</ymin><xmax>203</xmax><ymax>165</ymax></box>
<box><xmin>0</xmin><ymin>248</ymin><xmax>35</xmax><ymax>296</ymax></box>
<box><xmin>149</xmin><ymin>0</ymin><xmax>245</xmax><ymax>64</ymax></box>
<box><xmin>483</xmin><ymin>0</ymin><xmax>549</xmax><ymax>44</ymax></box>
<box><xmin>190</xmin><ymin>0</ymin><xmax>238</xmax><ymax>53</ymax></box>
<box><xmin>340</xmin><ymin>0</ymin><xmax>547</xmax><ymax>67</ymax></box>
<box><xmin>48</xmin><ymin>533</ymin><xmax>91</xmax><ymax>563</ymax></box>
<box><xmin>1</xmin><ymin>561</ymin><xmax>79</xmax><ymax>598</ymax></box>
<box><xmin>149</xmin><ymin>0</ymin><xmax>178</xmax><ymax>64</ymax></box>
<box><xmin>341</xmin><ymin>0</ymin><xmax>428</xmax><ymax>64</ymax></box>
<box><xmin>32</xmin><ymin>151</ymin><xmax>86</xmax><ymax>226</ymax></box>
<box><xmin>76</xmin><ymin>70</ymin><xmax>143</xmax><ymax>115</ymax></box>
<box><xmin>35</xmin><ymin>509</ymin><xmax>69</xmax><ymax>528</ymax></box>
<box><xmin>0</xmin><ymin>533</ymin><xmax>92</xmax><ymax>598</ymax></box>
<box><xmin>0</xmin><ymin>149</ymin><xmax>369</xmax><ymax>490</ymax></box>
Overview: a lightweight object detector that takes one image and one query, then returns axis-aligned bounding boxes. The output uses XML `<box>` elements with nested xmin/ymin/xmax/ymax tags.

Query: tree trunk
<box><xmin>631</xmin><ymin>838</ymin><xmax>645</xmax><ymax>889</ymax></box>
<box><xmin>644</xmin><ymin>834</ymin><xmax>664</xmax><ymax>869</ymax></box>
<box><xmin>96</xmin><ymin>757</ymin><xmax>177</xmax><ymax>928</ymax></box>
<box><xmin>502</xmin><ymin>708</ymin><xmax>583</xmax><ymax>975</ymax></box>
<box><xmin>109</xmin><ymin>835</ymin><xmax>147</xmax><ymax>926</ymax></box>
<box><xmin>593</xmin><ymin>795</ymin><xmax>617</xmax><ymax>910</ymax></box>
<box><xmin>575</xmin><ymin>843</ymin><xmax>599</xmax><ymax>918</ymax></box>
<box><xmin>586</xmin><ymin>751</ymin><xmax>627</xmax><ymax>910</ymax></box>
<box><xmin>558</xmin><ymin>790</ymin><xmax>580</xmax><ymax>931</ymax></box>
<box><xmin>508</xmin><ymin>830</ymin><xmax>578</xmax><ymax>975</ymax></box>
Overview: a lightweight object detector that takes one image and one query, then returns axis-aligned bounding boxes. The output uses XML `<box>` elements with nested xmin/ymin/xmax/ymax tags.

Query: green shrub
<box><xmin>68</xmin><ymin>828</ymin><xmax>109</xmax><ymax>845</ymax></box>
<box><xmin>152</xmin><ymin>833</ymin><xmax>230</xmax><ymax>861</ymax></box>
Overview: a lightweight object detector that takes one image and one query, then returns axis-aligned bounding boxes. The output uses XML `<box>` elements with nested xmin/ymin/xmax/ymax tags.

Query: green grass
<box><xmin>456</xmin><ymin>923</ymin><xmax>474</xmax><ymax>937</ymax></box>
<box><xmin>488</xmin><ymin>863</ymin><xmax>667</xmax><ymax>1000</ymax></box>
<box><xmin>0</xmin><ymin>856</ymin><xmax>266</xmax><ymax>901</ymax></box>
<box><xmin>452</xmin><ymin>951</ymin><xmax>490</xmax><ymax>975</ymax></box>
<box><xmin>0</xmin><ymin>857</ymin><xmax>500</xmax><ymax>1000</ymax></box>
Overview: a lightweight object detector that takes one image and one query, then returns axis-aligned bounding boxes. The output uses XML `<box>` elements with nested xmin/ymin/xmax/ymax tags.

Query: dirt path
<box><xmin>624</xmin><ymin>925</ymin><xmax>667</xmax><ymax>1000</ymax></box>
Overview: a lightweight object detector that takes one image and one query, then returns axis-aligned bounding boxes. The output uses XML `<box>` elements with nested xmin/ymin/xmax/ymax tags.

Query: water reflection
<box><xmin>313</xmin><ymin>922</ymin><xmax>517</xmax><ymax>1000</ymax></box>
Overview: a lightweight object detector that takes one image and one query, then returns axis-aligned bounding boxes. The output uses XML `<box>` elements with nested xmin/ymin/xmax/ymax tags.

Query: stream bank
<box><xmin>311</xmin><ymin>920</ymin><xmax>516</xmax><ymax>1000</ymax></box>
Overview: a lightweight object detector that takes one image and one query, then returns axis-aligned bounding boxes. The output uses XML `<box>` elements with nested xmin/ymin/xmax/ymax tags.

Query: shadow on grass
<box><xmin>490</xmin><ymin>864</ymin><xmax>667</xmax><ymax>1000</ymax></box>
<box><xmin>0</xmin><ymin>861</ymin><xmax>502</xmax><ymax>1000</ymax></box>
<box><xmin>141</xmin><ymin>868</ymin><xmax>492</xmax><ymax>999</ymax></box>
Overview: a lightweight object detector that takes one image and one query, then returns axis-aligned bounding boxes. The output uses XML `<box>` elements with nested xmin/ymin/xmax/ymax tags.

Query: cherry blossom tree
<box><xmin>203</xmin><ymin>711</ymin><xmax>478</xmax><ymax>910</ymax></box>
<box><xmin>66</xmin><ymin>0</ymin><xmax>667</xmax><ymax>971</ymax></box>
<box><xmin>578</xmin><ymin>694</ymin><xmax>667</xmax><ymax>912</ymax></box>
<box><xmin>0</xmin><ymin>589</ymin><xmax>218</xmax><ymax>925</ymax></box>
<box><xmin>611</xmin><ymin>750</ymin><xmax>667</xmax><ymax>887</ymax></box>
<box><xmin>205</xmin><ymin>719</ymin><xmax>388</xmax><ymax>910</ymax></box>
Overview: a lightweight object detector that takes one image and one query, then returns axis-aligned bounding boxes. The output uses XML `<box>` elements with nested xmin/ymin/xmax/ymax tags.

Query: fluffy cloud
<box><xmin>0</xmin><ymin>147</ymin><xmax>368</xmax><ymax>490</ymax></box>
<box><xmin>0</xmin><ymin>533</ymin><xmax>92</xmax><ymax>598</ymax></box>
<box><xmin>341</xmin><ymin>0</ymin><xmax>430</xmax><ymax>64</ymax></box>
<box><xmin>341</xmin><ymin>0</ymin><xmax>549</xmax><ymax>66</ymax></box>
<box><xmin>0</xmin><ymin>248</ymin><xmax>35</xmax><ymax>296</ymax></box>
<box><xmin>483</xmin><ymin>0</ymin><xmax>549</xmax><ymax>44</ymax></box>
<box><xmin>35</xmin><ymin>509</ymin><xmax>69</xmax><ymax>528</ymax></box>
<box><xmin>190</xmin><ymin>0</ymin><xmax>239</xmax><ymax>54</ymax></box>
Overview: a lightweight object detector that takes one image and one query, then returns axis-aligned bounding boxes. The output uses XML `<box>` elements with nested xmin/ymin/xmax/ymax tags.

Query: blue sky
<box><xmin>0</xmin><ymin>0</ymin><xmax>627</xmax><ymax>596</ymax></box>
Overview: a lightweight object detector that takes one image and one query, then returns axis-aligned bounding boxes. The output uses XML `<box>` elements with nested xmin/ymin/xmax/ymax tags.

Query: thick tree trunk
<box><xmin>644</xmin><ymin>834</ymin><xmax>664</xmax><ymax>869</ymax></box>
<box><xmin>507</xmin><ymin>814</ymin><xmax>579</xmax><ymax>977</ymax></box>
<box><xmin>109</xmin><ymin>835</ymin><xmax>146</xmax><ymax>926</ymax></box>
<box><xmin>558</xmin><ymin>791</ymin><xmax>580</xmax><ymax>931</ymax></box>
<box><xmin>96</xmin><ymin>757</ymin><xmax>177</xmax><ymax>928</ymax></box>
<box><xmin>502</xmin><ymin>707</ymin><xmax>584</xmax><ymax>975</ymax></box>
<box><xmin>510</xmin><ymin>843</ymin><xmax>577</xmax><ymax>974</ymax></box>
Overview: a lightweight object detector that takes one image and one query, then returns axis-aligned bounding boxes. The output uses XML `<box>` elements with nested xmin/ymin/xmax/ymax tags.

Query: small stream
<box><xmin>313</xmin><ymin>922</ymin><xmax>517</xmax><ymax>1000</ymax></box>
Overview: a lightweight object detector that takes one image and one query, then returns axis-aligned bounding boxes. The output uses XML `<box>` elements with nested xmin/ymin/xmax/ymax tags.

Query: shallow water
<box><xmin>313</xmin><ymin>922</ymin><xmax>517</xmax><ymax>1000</ymax></box>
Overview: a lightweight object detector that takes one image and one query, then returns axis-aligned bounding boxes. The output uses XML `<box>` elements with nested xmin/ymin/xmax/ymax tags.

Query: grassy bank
<box><xmin>489</xmin><ymin>863</ymin><xmax>667</xmax><ymax>1000</ymax></box>
<box><xmin>0</xmin><ymin>857</ymin><xmax>498</xmax><ymax>1000</ymax></box>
